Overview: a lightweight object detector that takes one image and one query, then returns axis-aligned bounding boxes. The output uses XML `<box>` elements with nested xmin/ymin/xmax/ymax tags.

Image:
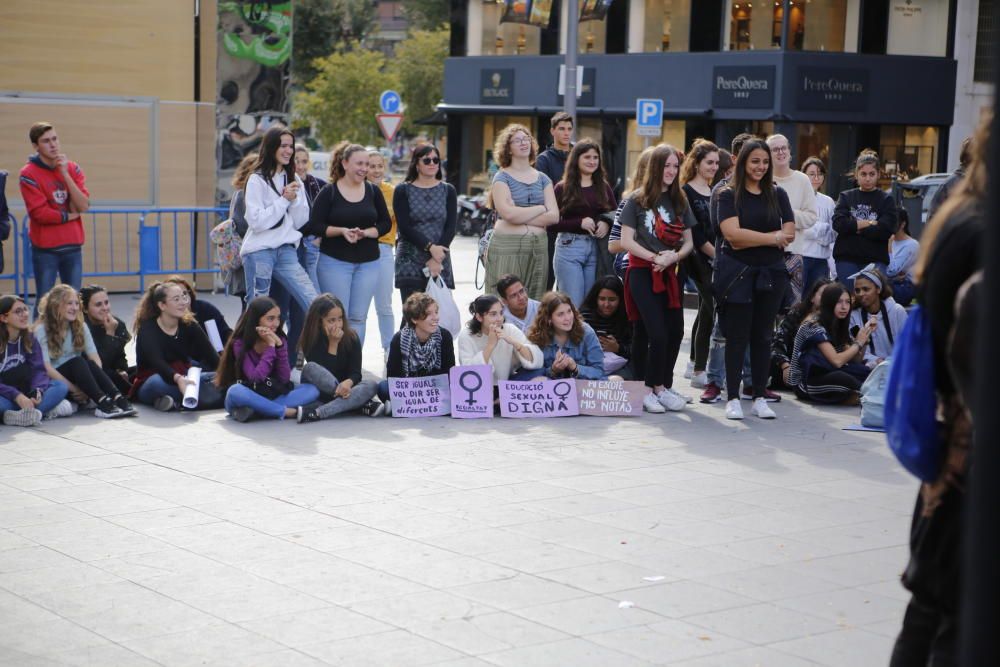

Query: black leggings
<box><xmin>57</xmin><ymin>356</ymin><xmax>119</xmax><ymax>403</ymax></box>
<box><xmin>628</xmin><ymin>268</ymin><xmax>684</xmax><ymax>389</ymax></box>
<box><xmin>684</xmin><ymin>253</ymin><xmax>714</xmax><ymax>371</ymax></box>
<box><xmin>719</xmin><ymin>273</ymin><xmax>787</xmax><ymax>400</ymax></box>
<box><xmin>793</xmin><ymin>369</ymin><xmax>862</xmax><ymax>404</ymax></box>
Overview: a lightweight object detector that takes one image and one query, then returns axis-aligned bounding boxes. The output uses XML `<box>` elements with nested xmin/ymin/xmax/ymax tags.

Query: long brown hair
<box><xmin>557</xmin><ymin>138</ymin><xmax>611</xmax><ymax>213</ymax></box>
<box><xmin>626</xmin><ymin>145</ymin><xmax>656</xmax><ymax>197</ymax></box>
<box><xmin>634</xmin><ymin>144</ymin><xmax>688</xmax><ymax>216</ymax></box>
<box><xmin>232</xmin><ymin>152</ymin><xmax>260</xmax><ymax>189</ymax></box>
<box><xmin>527</xmin><ymin>291</ymin><xmax>585</xmax><ymax>347</ymax></box>
<box><xmin>915</xmin><ymin>110</ymin><xmax>991</xmax><ymax>285</ymax></box>
<box><xmin>35</xmin><ymin>285</ymin><xmax>86</xmax><ymax>359</ymax></box>
<box><xmin>299</xmin><ymin>293</ymin><xmax>356</xmax><ymax>355</ymax></box>
<box><xmin>680</xmin><ymin>139</ymin><xmax>720</xmax><ymax>186</ymax></box>
<box><xmin>0</xmin><ymin>295</ymin><xmax>32</xmax><ymax>354</ymax></box>
<box><xmin>329</xmin><ymin>141</ymin><xmax>367</xmax><ymax>183</ymax></box>
<box><xmin>214</xmin><ymin>296</ymin><xmax>281</xmax><ymax>389</ymax></box>
<box><xmin>133</xmin><ymin>282</ymin><xmax>196</xmax><ymax>334</ymax></box>
<box><xmin>729</xmin><ymin>139</ymin><xmax>779</xmax><ymax>217</ymax></box>
<box><xmin>253</xmin><ymin>125</ymin><xmax>295</xmax><ymax>182</ymax></box>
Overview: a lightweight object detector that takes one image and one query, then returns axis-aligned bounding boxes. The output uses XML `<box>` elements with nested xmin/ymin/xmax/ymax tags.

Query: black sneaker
<box><xmin>231</xmin><ymin>406</ymin><xmax>254</xmax><ymax>423</ymax></box>
<box><xmin>296</xmin><ymin>404</ymin><xmax>321</xmax><ymax>423</ymax></box>
<box><xmin>95</xmin><ymin>396</ymin><xmax>125</xmax><ymax>419</ymax></box>
<box><xmin>360</xmin><ymin>399</ymin><xmax>386</xmax><ymax>417</ymax></box>
<box><xmin>114</xmin><ymin>395</ymin><xmax>138</xmax><ymax>417</ymax></box>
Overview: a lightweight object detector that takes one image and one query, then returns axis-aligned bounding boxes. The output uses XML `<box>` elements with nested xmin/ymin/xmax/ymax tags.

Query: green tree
<box><xmin>292</xmin><ymin>0</ymin><xmax>378</xmax><ymax>85</ymax></box>
<box><xmin>296</xmin><ymin>46</ymin><xmax>398</xmax><ymax>146</ymax></box>
<box><xmin>390</xmin><ymin>27</ymin><xmax>449</xmax><ymax>133</ymax></box>
<box><xmin>400</xmin><ymin>0</ymin><xmax>450</xmax><ymax>31</ymax></box>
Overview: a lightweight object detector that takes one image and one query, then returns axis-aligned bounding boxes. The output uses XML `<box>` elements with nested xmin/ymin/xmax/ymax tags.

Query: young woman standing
<box><xmin>293</xmin><ymin>143</ymin><xmax>324</xmax><ymax>291</ymax></box>
<box><xmin>832</xmin><ymin>150</ymin><xmax>897</xmax><ymax>290</ymax></box>
<box><xmin>552</xmin><ymin>138</ymin><xmax>616</xmax><ymax>307</ymax></box>
<box><xmin>394</xmin><ymin>145</ymin><xmax>458</xmax><ymax>305</ymax></box>
<box><xmin>679</xmin><ymin>139</ymin><xmax>720</xmax><ymax>389</ymax></box>
<box><xmin>1</xmin><ymin>295</ymin><xmax>70</xmax><ymax>426</ymax></box>
<box><xmin>303</xmin><ymin>142</ymin><xmax>391</xmax><ymax>347</ymax></box>
<box><xmin>618</xmin><ymin>144</ymin><xmax>696</xmax><ymax>414</ymax></box>
<box><xmin>715</xmin><ymin>139</ymin><xmax>796</xmax><ymax>420</ymax></box>
<box><xmin>800</xmin><ymin>157</ymin><xmax>836</xmax><ymax>294</ymax></box>
<box><xmin>484</xmin><ymin>125</ymin><xmax>559</xmax><ymax>300</ymax></box>
<box><xmin>367</xmin><ymin>150</ymin><xmax>398</xmax><ymax>354</ymax></box>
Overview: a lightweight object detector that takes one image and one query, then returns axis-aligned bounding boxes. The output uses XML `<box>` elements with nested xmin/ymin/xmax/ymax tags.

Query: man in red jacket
<box><xmin>19</xmin><ymin>122</ymin><xmax>90</xmax><ymax>305</ymax></box>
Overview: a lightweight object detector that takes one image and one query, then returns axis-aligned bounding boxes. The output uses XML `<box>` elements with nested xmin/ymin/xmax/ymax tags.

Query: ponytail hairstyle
<box><xmin>133</xmin><ymin>281</ymin><xmax>195</xmax><ymax>334</ymax></box>
<box><xmin>467</xmin><ymin>294</ymin><xmax>501</xmax><ymax>334</ymax></box>
<box><xmin>253</xmin><ymin>125</ymin><xmax>295</xmax><ymax>183</ymax></box>
<box><xmin>35</xmin><ymin>285</ymin><xmax>86</xmax><ymax>359</ymax></box>
<box><xmin>0</xmin><ymin>295</ymin><xmax>32</xmax><ymax>353</ymax></box>
<box><xmin>214</xmin><ymin>296</ymin><xmax>281</xmax><ymax>389</ymax></box>
<box><xmin>299</xmin><ymin>293</ymin><xmax>356</xmax><ymax>355</ymax></box>
<box><xmin>329</xmin><ymin>141</ymin><xmax>367</xmax><ymax>183</ymax></box>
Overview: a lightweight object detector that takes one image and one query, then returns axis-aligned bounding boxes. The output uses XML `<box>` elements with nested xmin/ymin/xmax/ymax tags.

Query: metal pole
<box><xmin>781</xmin><ymin>0</ymin><xmax>791</xmax><ymax>50</ymax></box>
<box><xmin>565</xmin><ymin>0</ymin><xmax>578</xmax><ymax>130</ymax></box>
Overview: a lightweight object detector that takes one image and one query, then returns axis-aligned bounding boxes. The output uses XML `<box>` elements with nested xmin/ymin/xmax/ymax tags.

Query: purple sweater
<box><xmin>232</xmin><ymin>338</ymin><xmax>291</xmax><ymax>383</ymax></box>
<box><xmin>0</xmin><ymin>335</ymin><xmax>51</xmax><ymax>401</ymax></box>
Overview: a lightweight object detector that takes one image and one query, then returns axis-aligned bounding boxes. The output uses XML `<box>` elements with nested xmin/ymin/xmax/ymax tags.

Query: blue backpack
<box><xmin>883</xmin><ymin>305</ymin><xmax>942</xmax><ymax>481</ymax></box>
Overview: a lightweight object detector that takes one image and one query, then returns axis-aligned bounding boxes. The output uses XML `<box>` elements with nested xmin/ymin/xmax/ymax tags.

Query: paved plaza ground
<box><xmin>0</xmin><ymin>238</ymin><xmax>914</xmax><ymax>666</ymax></box>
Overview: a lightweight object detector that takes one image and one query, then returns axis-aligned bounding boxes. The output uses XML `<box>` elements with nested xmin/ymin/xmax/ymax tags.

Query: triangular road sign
<box><xmin>376</xmin><ymin>114</ymin><xmax>403</xmax><ymax>142</ymax></box>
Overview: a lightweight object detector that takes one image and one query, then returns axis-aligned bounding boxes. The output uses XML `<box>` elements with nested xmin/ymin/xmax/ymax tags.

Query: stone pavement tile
<box><xmin>480</xmin><ymin>637</ymin><xmax>654</xmax><ymax>667</ymax></box>
<box><xmin>623</xmin><ymin>546</ymin><xmax>758</xmax><ymax>581</ymax></box>
<box><xmin>474</xmin><ymin>481</ymin><xmax>582</xmax><ymax>503</ymax></box>
<box><xmin>592</xmin><ymin>484</ymin><xmax>702</xmax><ymax>507</ymax></box>
<box><xmin>200</xmin><ymin>649</ymin><xmax>331</xmax><ymax>667</ymax></box>
<box><xmin>357</xmin><ymin>475</ymin><xmax>467</xmax><ymax>498</ymax></box>
<box><xmin>543</xmin><ymin>472</ymin><xmax>650</xmax><ymax>493</ymax></box>
<box><xmin>0</xmin><ymin>489</ymin><xmax>56</xmax><ymax>511</ymax></box>
<box><xmin>650</xmin><ymin>519</ymin><xmax>768</xmax><ymax>547</ymax></box>
<box><xmin>122</xmin><ymin>622</ymin><xmax>287</xmax><ymax>667</ymax></box>
<box><xmin>281</xmin><ymin>523</ymin><xmax>405</xmax><ymax>552</ymax></box>
<box><xmin>785</xmin><ymin>547</ymin><xmax>908</xmax><ymax>587</ymax></box>
<box><xmin>335</xmin><ymin>538</ymin><xmax>461</xmax><ymax>572</ymax></box>
<box><xmin>856</xmin><ymin>579</ymin><xmax>911</xmax><ymax>602</ymax></box>
<box><xmin>0</xmin><ymin>561</ymin><xmax>122</xmax><ymax>597</ymax></box>
<box><xmin>239</xmin><ymin>605</ymin><xmax>392</xmax><ymax>646</ymax></box>
<box><xmin>320</xmin><ymin>498</ymin><xmax>435</xmax><ymax>525</ymax></box>
<box><xmin>587</xmin><ymin>620</ymin><xmax>749</xmax><ymax>664</ymax></box>
<box><xmin>0</xmin><ymin>617</ymin><xmax>111</xmax><ymax>657</ymax></box>
<box><xmin>359</xmin><ymin>513</ymin><xmax>481</xmax><ymax>540</ymax></box>
<box><xmin>684</xmin><ymin>602</ymin><xmax>840</xmax><ymax>645</ymax></box>
<box><xmin>432</xmin><ymin>658</ymin><xmax>497</xmax><ymax>667</ymax></box>
<box><xmin>787</xmin><ymin>519</ymin><xmax>909</xmax><ymax>556</ymax></box>
<box><xmin>44</xmin><ymin>644</ymin><xmax>164</xmax><ymax>667</ymax></box>
<box><xmin>770</xmin><ymin>628</ymin><xmax>893</xmax><ymax>667</ymax></box>
<box><xmin>500</xmin><ymin>516</ymin><xmax>625</xmax><ymax>542</ymax></box>
<box><xmin>0</xmin><ymin>504</ymin><xmax>89</xmax><ymax>529</ymax></box>
<box><xmin>416</xmin><ymin>468</ymin><xmax>527</xmax><ymax>491</ymax></box>
<box><xmin>163</xmin><ymin>580</ymin><xmax>330</xmax><ymax>624</ymax></box>
<box><xmin>409</xmin><ymin>610</ymin><xmax>570</xmax><ymax>655</ymax></box>
<box><xmin>537</xmin><ymin>560</ymin><xmax>681</xmax><ymax>595</ymax></box>
<box><xmin>0</xmin><ymin>527</ymin><xmax>34</xmax><ymax>551</ymax></box>
<box><xmin>451</xmin><ymin>503</ymin><xmax>562</xmax><ymax>528</ymax></box>
<box><xmin>500</xmin><ymin>492</ymin><xmax>641</xmax><ymax>519</ymax></box>
<box><xmin>425</xmin><ymin>527</ymin><xmax>546</xmax><ymax>556</ymax></box>
<box><xmin>703</xmin><ymin>535</ymin><xmax>838</xmax><ymax>566</ymax></box>
<box><xmin>510</xmin><ymin>595</ymin><xmax>667</xmax><ymax>636</ymax></box>
<box><xmin>671</xmin><ymin>646</ymin><xmax>822</xmax><ymax>666</ymax></box>
<box><xmin>390</xmin><ymin>554</ymin><xmax>521</xmax><ymax>589</ymax></box>
<box><xmin>69</xmin><ymin>595</ymin><xmax>220</xmax><ymax>643</ymax></box>
<box><xmin>299</xmin><ymin>628</ymin><xmax>464</xmax><ymax>666</ymax></box>
<box><xmin>863</xmin><ymin>617</ymin><xmax>904</xmax><ymax>639</ymax></box>
<box><xmin>690</xmin><ymin>565</ymin><xmax>841</xmax><ymax>603</ymax></box>
<box><xmin>0</xmin><ymin>588</ymin><xmax>62</xmax><ymax>624</ymax></box>
<box><xmin>0</xmin><ymin>461</ymin><xmax>81</xmax><ymax>481</ymax></box>
<box><xmin>774</xmin><ymin>588</ymin><xmax>904</xmax><ymax>626</ymax></box>
<box><xmin>791</xmin><ymin>474</ymin><xmax>911</xmax><ymax>501</ymax></box>
<box><xmin>52</xmin><ymin>453</ymin><xmax>140</xmax><ymax>472</ymax></box>
<box><xmin>479</xmin><ymin>542</ymin><xmax>611</xmax><ymax>574</ymax></box>
<box><xmin>12</xmin><ymin>521</ymin><xmax>169</xmax><ymax>562</ymax></box>
<box><xmin>348</xmin><ymin>589</ymin><xmax>498</xmax><ymax>628</ymax></box>
<box><xmin>0</xmin><ymin>545</ymin><xmax>81</xmax><ymax>573</ymax></box>
<box><xmin>104</xmin><ymin>507</ymin><xmax>219</xmax><ymax>535</ymax></box>
<box><xmin>66</xmin><ymin>492</ymin><xmax>179</xmax><ymax>518</ymax></box>
<box><xmin>448</xmin><ymin>573</ymin><xmax>589</xmax><ymax>611</ymax></box>
<box><xmin>89</xmin><ymin>547</ymin><xmax>232</xmax><ymax>582</ymax></box>
<box><xmin>552</xmin><ymin>530</ymin><xmax>686</xmax><ymax>562</ymax></box>
<box><xmin>283</xmin><ymin>562</ymin><xmax>430</xmax><ymax>605</ymax></box>
<box><xmin>607</xmin><ymin>580</ymin><xmax>758</xmax><ymax>619</ymax></box>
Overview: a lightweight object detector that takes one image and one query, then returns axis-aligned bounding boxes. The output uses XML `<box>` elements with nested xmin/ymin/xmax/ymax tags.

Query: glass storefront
<box><xmin>729</xmin><ymin>0</ymin><xmax>851</xmax><ymax>52</ymax></box>
<box><xmin>641</xmin><ymin>0</ymin><xmax>692</xmax><ymax>52</ymax></box>
<box><xmin>886</xmin><ymin>0</ymin><xmax>949</xmax><ymax>57</ymax></box>
<box><xmin>880</xmin><ymin>125</ymin><xmax>940</xmax><ymax>181</ymax></box>
<box><xmin>624</xmin><ymin>119</ymin><xmax>686</xmax><ymax>188</ymax></box>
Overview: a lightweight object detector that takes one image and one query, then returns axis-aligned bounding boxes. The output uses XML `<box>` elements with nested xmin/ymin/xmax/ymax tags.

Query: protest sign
<box><xmin>450</xmin><ymin>365</ymin><xmax>494</xmax><ymax>419</ymax></box>
<box><xmin>576</xmin><ymin>380</ymin><xmax>645</xmax><ymax>416</ymax></box>
<box><xmin>499</xmin><ymin>379</ymin><xmax>579</xmax><ymax>418</ymax></box>
<box><xmin>388</xmin><ymin>375</ymin><xmax>450</xmax><ymax>417</ymax></box>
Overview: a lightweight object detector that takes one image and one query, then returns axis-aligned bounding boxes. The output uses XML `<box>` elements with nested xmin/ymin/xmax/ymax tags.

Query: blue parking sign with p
<box><xmin>636</xmin><ymin>98</ymin><xmax>663</xmax><ymax>135</ymax></box>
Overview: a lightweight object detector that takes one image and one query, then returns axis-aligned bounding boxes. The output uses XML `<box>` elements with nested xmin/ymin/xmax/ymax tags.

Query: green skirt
<box><xmin>484</xmin><ymin>231</ymin><xmax>548</xmax><ymax>301</ymax></box>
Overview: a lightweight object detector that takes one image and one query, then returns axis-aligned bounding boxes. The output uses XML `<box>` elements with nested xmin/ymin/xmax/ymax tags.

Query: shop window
<box><xmin>624</xmin><ymin>119</ymin><xmax>686</xmax><ymax>189</ymax></box>
<box><xmin>466</xmin><ymin>115</ymin><xmax>539</xmax><ymax>195</ymax></box>
<box><xmin>795</xmin><ymin>123</ymin><xmax>832</xmax><ymax>169</ymax></box>
<box><xmin>480</xmin><ymin>2</ymin><xmax>543</xmax><ymax>55</ymax></box>
<box><xmin>729</xmin><ymin>0</ymin><xmax>851</xmax><ymax>52</ymax></box>
<box><xmin>729</xmin><ymin>1</ymin><xmax>783</xmax><ymax>50</ymax></box>
<box><xmin>880</xmin><ymin>125</ymin><xmax>939</xmax><ymax>182</ymax></box>
<box><xmin>886</xmin><ymin>0</ymin><xmax>949</xmax><ymax>57</ymax></box>
<box><xmin>641</xmin><ymin>0</ymin><xmax>692</xmax><ymax>52</ymax></box>
<box><xmin>975</xmin><ymin>0</ymin><xmax>995</xmax><ymax>83</ymax></box>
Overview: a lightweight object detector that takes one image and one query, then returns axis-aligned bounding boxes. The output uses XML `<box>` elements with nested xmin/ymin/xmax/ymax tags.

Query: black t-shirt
<box><xmin>302</xmin><ymin>181</ymin><xmax>391</xmax><ymax>263</ymax></box>
<box><xmin>305</xmin><ymin>336</ymin><xmax>363</xmax><ymax>387</ymax></box>
<box><xmin>716</xmin><ymin>186</ymin><xmax>794</xmax><ymax>266</ymax></box>
<box><xmin>682</xmin><ymin>184</ymin><xmax>714</xmax><ymax>251</ymax></box>
<box><xmin>87</xmin><ymin>317</ymin><xmax>130</xmax><ymax>374</ymax></box>
<box><xmin>136</xmin><ymin>319</ymin><xmax>219</xmax><ymax>383</ymax></box>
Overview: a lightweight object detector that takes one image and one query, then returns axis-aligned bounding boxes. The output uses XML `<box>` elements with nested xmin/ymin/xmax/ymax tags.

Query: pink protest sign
<box><xmin>498</xmin><ymin>379</ymin><xmax>579</xmax><ymax>418</ymax></box>
<box><xmin>576</xmin><ymin>380</ymin><xmax>645</xmax><ymax>416</ymax></box>
<box><xmin>450</xmin><ymin>365</ymin><xmax>494</xmax><ymax>419</ymax></box>
<box><xmin>388</xmin><ymin>374</ymin><xmax>451</xmax><ymax>417</ymax></box>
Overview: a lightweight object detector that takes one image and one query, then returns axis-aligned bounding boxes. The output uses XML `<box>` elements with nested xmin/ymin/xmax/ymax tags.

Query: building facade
<box><xmin>442</xmin><ymin>0</ymin><xmax>972</xmax><ymax>198</ymax></box>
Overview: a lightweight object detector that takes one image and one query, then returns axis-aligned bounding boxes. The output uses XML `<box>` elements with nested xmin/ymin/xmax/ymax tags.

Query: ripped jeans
<box><xmin>242</xmin><ymin>244</ymin><xmax>317</xmax><ymax>313</ymax></box>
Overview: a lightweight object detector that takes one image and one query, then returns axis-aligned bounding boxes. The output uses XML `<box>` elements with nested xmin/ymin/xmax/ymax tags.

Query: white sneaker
<box><xmin>657</xmin><ymin>389</ymin><xmax>686</xmax><ymax>412</ymax></box>
<box><xmin>690</xmin><ymin>371</ymin><xmax>708</xmax><ymax>389</ymax></box>
<box><xmin>642</xmin><ymin>393</ymin><xmax>666</xmax><ymax>413</ymax></box>
<box><xmin>3</xmin><ymin>408</ymin><xmax>42</xmax><ymax>427</ymax></box>
<box><xmin>44</xmin><ymin>399</ymin><xmax>76</xmax><ymax>420</ymax></box>
<box><xmin>666</xmin><ymin>387</ymin><xmax>693</xmax><ymax>404</ymax></box>
<box><xmin>751</xmin><ymin>397</ymin><xmax>776</xmax><ymax>419</ymax></box>
<box><xmin>725</xmin><ymin>399</ymin><xmax>744</xmax><ymax>420</ymax></box>
<box><xmin>683</xmin><ymin>361</ymin><xmax>694</xmax><ymax>379</ymax></box>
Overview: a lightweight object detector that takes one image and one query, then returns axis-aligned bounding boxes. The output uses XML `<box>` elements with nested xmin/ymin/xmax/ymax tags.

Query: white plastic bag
<box><xmin>860</xmin><ymin>359</ymin><xmax>891</xmax><ymax>428</ymax></box>
<box><xmin>425</xmin><ymin>274</ymin><xmax>461</xmax><ymax>337</ymax></box>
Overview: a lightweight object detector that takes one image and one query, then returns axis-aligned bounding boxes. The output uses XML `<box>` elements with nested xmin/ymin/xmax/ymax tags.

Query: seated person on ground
<box><xmin>579</xmin><ymin>276</ymin><xmax>634</xmax><ymax>379</ymax></box>
<box><xmin>80</xmin><ymin>284</ymin><xmax>132</xmax><ymax>396</ymax></box>
<box><xmin>771</xmin><ymin>278</ymin><xmax>834</xmax><ymax>389</ymax></box>
<box><xmin>523</xmin><ymin>291</ymin><xmax>606</xmax><ymax>380</ymax></box>
<box><xmin>847</xmin><ymin>264</ymin><xmax>908</xmax><ymax>367</ymax></box>
<box><xmin>457</xmin><ymin>294</ymin><xmax>543</xmax><ymax>384</ymax></box>
<box><xmin>166</xmin><ymin>275</ymin><xmax>234</xmax><ymax>349</ymax></box>
<box><xmin>496</xmin><ymin>273</ymin><xmax>540</xmax><ymax>333</ymax></box>
<box><xmin>379</xmin><ymin>292</ymin><xmax>456</xmax><ymax>410</ymax></box>
<box><xmin>1</xmin><ymin>295</ymin><xmax>70</xmax><ymax>427</ymax></box>
<box><xmin>886</xmin><ymin>210</ymin><xmax>919</xmax><ymax>307</ymax></box>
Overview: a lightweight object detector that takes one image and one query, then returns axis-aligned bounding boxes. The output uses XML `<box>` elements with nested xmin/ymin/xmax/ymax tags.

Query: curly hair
<box><xmin>133</xmin><ymin>281</ymin><xmax>196</xmax><ymax>333</ymax></box>
<box><xmin>527</xmin><ymin>291</ymin><xmax>584</xmax><ymax>347</ymax></box>
<box><xmin>35</xmin><ymin>285</ymin><xmax>86</xmax><ymax>360</ymax></box>
<box><xmin>493</xmin><ymin>124</ymin><xmax>537</xmax><ymax>169</ymax></box>
<box><xmin>679</xmin><ymin>139</ymin><xmax>720</xmax><ymax>186</ymax></box>
<box><xmin>557</xmin><ymin>138</ymin><xmax>612</xmax><ymax>214</ymax></box>
<box><xmin>402</xmin><ymin>292</ymin><xmax>438</xmax><ymax>327</ymax></box>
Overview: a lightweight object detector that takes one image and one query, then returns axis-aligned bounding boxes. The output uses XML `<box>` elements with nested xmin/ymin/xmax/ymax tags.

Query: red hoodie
<box><xmin>19</xmin><ymin>155</ymin><xmax>89</xmax><ymax>249</ymax></box>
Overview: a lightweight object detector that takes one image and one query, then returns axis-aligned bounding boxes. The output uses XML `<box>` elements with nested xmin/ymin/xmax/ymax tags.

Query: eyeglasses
<box><xmin>771</xmin><ymin>146</ymin><xmax>790</xmax><ymax>154</ymax></box>
<box><xmin>420</xmin><ymin>156</ymin><xmax>440</xmax><ymax>165</ymax></box>
<box><xmin>7</xmin><ymin>306</ymin><xmax>29</xmax><ymax>315</ymax></box>
<box><xmin>510</xmin><ymin>137</ymin><xmax>532</xmax><ymax>146</ymax></box>
<box><xmin>168</xmin><ymin>294</ymin><xmax>191</xmax><ymax>304</ymax></box>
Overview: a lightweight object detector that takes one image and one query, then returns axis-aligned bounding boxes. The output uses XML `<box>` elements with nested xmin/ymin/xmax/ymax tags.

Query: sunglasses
<box><xmin>420</xmin><ymin>156</ymin><xmax>440</xmax><ymax>165</ymax></box>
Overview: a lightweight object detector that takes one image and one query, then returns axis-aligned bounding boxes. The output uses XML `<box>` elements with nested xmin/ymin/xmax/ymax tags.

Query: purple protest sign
<box><xmin>576</xmin><ymin>380</ymin><xmax>645</xmax><ymax>416</ymax></box>
<box><xmin>388</xmin><ymin>374</ymin><xmax>450</xmax><ymax>417</ymax></box>
<box><xmin>499</xmin><ymin>379</ymin><xmax>579</xmax><ymax>418</ymax></box>
<box><xmin>450</xmin><ymin>365</ymin><xmax>494</xmax><ymax>419</ymax></box>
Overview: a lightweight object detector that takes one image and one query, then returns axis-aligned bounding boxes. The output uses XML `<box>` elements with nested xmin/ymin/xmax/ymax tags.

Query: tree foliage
<box><xmin>295</xmin><ymin>46</ymin><xmax>398</xmax><ymax>146</ymax></box>
<box><xmin>400</xmin><ymin>0</ymin><xmax>451</xmax><ymax>31</ymax></box>
<box><xmin>389</xmin><ymin>27</ymin><xmax>449</xmax><ymax>133</ymax></box>
<box><xmin>292</xmin><ymin>0</ymin><xmax>378</xmax><ymax>84</ymax></box>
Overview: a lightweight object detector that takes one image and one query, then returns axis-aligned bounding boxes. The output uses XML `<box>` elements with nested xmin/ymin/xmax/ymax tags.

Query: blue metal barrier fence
<box><xmin>11</xmin><ymin>207</ymin><xmax>228</xmax><ymax>299</ymax></box>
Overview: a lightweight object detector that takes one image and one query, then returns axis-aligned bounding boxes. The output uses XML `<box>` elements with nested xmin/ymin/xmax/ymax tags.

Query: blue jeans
<box><xmin>374</xmin><ymin>243</ymin><xmax>396</xmax><ymax>351</ymax></box>
<box><xmin>553</xmin><ymin>233</ymin><xmax>597</xmax><ymax>308</ymax></box>
<box><xmin>224</xmin><ymin>382</ymin><xmax>319</xmax><ymax>420</ymax></box>
<box><xmin>318</xmin><ymin>254</ymin><xmax>379</xmax><ymax>347</ymax></box>
<box><xmin>835</xmin><ymin>260</ymin><xmax>887</xmax><ymax>292</ymax></box>
<box><xmin>243</xmin><ymin>244</ymin><xmax>318</xmax><ymax>311</ymax></box>
<box><xmin>298</xmin><ymin>237</ymin><xmax>321</xmax><ymax>292</ymax></box>
<box><xmin>706</xmin><ymin>318</ymin><xmax>751</xmax><ymax>388</ymax></box>
<box><xmin>0</xmin><ymin>380</ymin><xmax>68</xmax><ymax>415</ymax></box>
<box><xmin>136</xmin><ymin>372</ymin><xmax>224</xmax><ymax>410</ymax></box>
<box><xmin>32</xmin><ymin>245</ymin><xmax>82</xmax><ymax>309</ymax></box>
<box><xmin>802</xmin><ymin>256</ymin><xmax>831</xmax><ymax>295</ymax></box>
<box><xmin>270</xmin><ymin>281</ymin><xmax>305</xmax><ymax>362</ymax></box>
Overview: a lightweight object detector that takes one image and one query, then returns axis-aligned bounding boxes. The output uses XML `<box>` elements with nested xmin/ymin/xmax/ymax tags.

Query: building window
<box><xmin>880</xmin><ymin>125</ymin><xmax>939</xmax><ymax>182</ymax></box>
<box><xmin>625</xmin><ymin>119</ymin><xmax>685</xmax><ymax>186</ymax></box>
<box><xmin>641</xmin><ymin>0</ymin><xmax>692</xmax><ymax>52</ymax></box>
<box><xmin>975</xmin><ymin>0</ymin><xmax>995</xmax><ymax>83</ymax></box>
<box><xmin>886</xmin><ymin>0</ymin><xmax>949</xmax><ymax>57</ymax></box>
<box><xmin>480</xmin><ymin>2</ymin><xmax>543</xmax><ymax>55</ymax></box>
<box><xmin>729</xmin><ymin>0</ymin><xmax>848</xmax><ymax>52</ymax></box>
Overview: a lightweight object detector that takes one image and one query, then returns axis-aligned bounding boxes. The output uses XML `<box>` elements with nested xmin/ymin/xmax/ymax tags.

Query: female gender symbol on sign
<box><xmin>458</xmin><ymin>370</ymin><xmax>483</xmax><ymax>406</ymax></box>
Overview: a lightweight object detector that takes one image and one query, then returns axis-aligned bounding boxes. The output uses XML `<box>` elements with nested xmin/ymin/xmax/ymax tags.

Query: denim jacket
<box><xmin>539</xmin><ymin>323</ymin><xmax>606</xmax><ymax>380</ymax></box>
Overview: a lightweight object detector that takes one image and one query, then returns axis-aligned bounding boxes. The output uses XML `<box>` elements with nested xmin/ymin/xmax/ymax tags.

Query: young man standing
<box><xmin>766</xmin><ymin>134</ymin><xmax>817</xmax><ymax>305</ymax></box>
<box><xmin>19</xmin><ymin>122</ymin><xmax>90</xmax><ymax>302</ymax></box>
<box><xmin>535</xmin><ymin>112</ymin><xmax>574</xmax><ymax>289</ymax></box>
<box><xmin>496</xmin><ymin>274</ymin><xmax>540</xmax><ymax>333</ymax></box>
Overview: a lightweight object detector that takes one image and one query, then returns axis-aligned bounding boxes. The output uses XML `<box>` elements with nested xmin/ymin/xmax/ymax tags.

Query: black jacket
<box><xmin>832</xmin><ymin>188</ymin><xmax>897</xmax><ymax>265</ymax></box>
<box><xmin>535</xmin><ymin>146</ymin><xmax>570</xmax><ymax>186</ymax></box>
